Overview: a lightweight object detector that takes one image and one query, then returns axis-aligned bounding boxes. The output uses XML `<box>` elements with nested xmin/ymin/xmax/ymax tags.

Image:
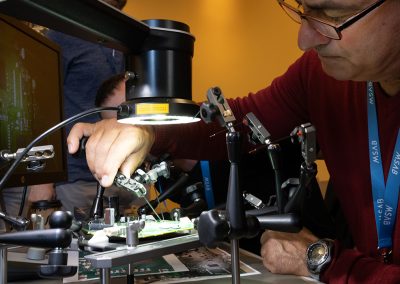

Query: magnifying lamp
<box><xmin>117</xmin><ymin>19</ymin><xmax>201</xmax><ymax>125</ymax></box>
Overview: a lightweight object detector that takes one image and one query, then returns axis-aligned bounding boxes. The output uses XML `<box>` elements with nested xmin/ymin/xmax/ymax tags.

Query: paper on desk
<box><xmin>134</xmin><ymin>247</ymin><xmax>260</xmax><ymax>284</ymax></box>
<box><xmin>64</xmin><ymin>246</ymin><xmax>260</xmax><ymax>283</ymax></box>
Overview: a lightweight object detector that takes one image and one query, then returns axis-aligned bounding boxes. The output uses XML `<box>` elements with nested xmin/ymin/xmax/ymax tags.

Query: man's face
<box><xmin>297</xmin><ymin>0</ymin><xmax>400</xmax><ymax>82</ymax></box>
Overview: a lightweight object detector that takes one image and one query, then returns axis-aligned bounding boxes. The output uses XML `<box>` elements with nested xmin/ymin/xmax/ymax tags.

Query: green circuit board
<box><xmin>85</xmin><ymin>217</ymin><xmax>194</xmax><ymax>239</ymax></box>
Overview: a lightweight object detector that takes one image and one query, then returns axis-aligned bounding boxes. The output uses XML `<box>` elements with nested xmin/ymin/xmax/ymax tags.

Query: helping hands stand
<box><xmin>200</xmin><ymin>87</ymin><xmax>250</xmax><ymax>284</ymax></box>
<box><xmin>197</xmin><ymin>87</ymin><xmax>304</xmax><ymax>284</ymax></box>
<box><xmin>0</xmin><ymin>211</ymin><xmax>77</xmax><ymax>283</ymax></box>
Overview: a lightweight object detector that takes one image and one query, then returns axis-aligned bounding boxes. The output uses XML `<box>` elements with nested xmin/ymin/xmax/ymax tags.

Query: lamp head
<box><xmin>117</xmin><ymin>19</ymin><xmax>200</xmax><ymax>125</ymax></box>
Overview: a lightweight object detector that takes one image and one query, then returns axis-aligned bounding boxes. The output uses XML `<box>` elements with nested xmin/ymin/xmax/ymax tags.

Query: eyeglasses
<box><xmin>277</xmin><ymin>0</ymin><xmax>386</xmax><ymax>40</ymax></box>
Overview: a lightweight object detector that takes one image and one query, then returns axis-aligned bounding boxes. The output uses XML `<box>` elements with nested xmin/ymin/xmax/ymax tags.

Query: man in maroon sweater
<box><xmin>67</xmin><ymin>0</ymin><xmax>400</xmax><ymax>283</ymax></box>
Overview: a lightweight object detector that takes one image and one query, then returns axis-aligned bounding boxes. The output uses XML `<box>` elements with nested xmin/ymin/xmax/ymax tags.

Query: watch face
<box><xmin>308</xmin><ymin>243</ymin><xmax>327</xmax><ymax>266</ymax></box>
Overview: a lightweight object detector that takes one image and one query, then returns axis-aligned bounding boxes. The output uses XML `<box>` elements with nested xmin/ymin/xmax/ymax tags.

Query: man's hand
<box><xmin>28</xmin><ymin>183</ymin><xmax>55</xmax><ymax>202</ymax></box>
<box><xmin>67</xmin><ymin>118</ymin><xmax>155</xmax><ymax>187</ymax></box>
<box><xmin>260</xmin><ymin>228</ymin><xmax>318</xmax><ymax>277</ymax></box>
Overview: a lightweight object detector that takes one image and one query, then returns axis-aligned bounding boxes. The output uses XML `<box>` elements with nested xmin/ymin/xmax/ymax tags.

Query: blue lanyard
<box><xmin>200</xmin><ymin>160</ymin><xmax>215</xmax><ymax>209</ymax></box>
<box><xmin>367</xmin><ymin>81</ymin><xmax>400</xmax><ymax>250</ymax></box>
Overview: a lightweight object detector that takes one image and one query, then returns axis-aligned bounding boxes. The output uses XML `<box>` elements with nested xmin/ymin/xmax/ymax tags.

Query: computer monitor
<box><xmin>0</xmin><ymin>13</ymin><xmax>67</xmax><ymax>187</ymax></box>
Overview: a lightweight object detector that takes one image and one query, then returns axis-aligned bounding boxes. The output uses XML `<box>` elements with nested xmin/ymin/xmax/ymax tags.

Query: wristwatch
<box><xmin>306</xmin><ymin>238</ymin><xmax>334</xmax><ymax>280</ymax></box>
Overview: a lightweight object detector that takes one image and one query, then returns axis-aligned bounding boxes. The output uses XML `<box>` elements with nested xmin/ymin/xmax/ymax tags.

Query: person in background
<box><xmin>27</xmin><ymin>0</ymin><xmax>127</xmax><ymax>219</ymax></box>
<box><xmin>95</xmin><ymin>73</ymin><xmax>126</xmax><ymax>119</ymax></box>
<box><xmin>67</xmin><ymin>0</ymin><xmax>400</xmax><ymax>283</ymax></box>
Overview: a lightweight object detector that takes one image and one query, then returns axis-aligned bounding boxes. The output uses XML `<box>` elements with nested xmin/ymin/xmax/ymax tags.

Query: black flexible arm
<box><xmin>284</xmin><ymin>162</ymin><xmax>317</xmax><ymax>214</ymax></box>
<box><xmin>171</xmin><ymin>198</ymin><xmax>207</xmax><ymax>220</ymax></box>
<box><xmin>225</xmin><ymin>131</ymin><xmax>247</xmax><ymax>239</ymax></box>
<box><xmin>0</xmin><ymin>211</ymin><xmax>29</xmax><ymax>231</ymax></box>
<box><xmin>138</xmin><ymin>172</ymin><xmax>190</xmax><ymax>215</ymax></box>
<box><xmin>0</xmin><ymin>106</ymin><xmax>120</xmax><ymax>191</ymax></box>
<box><xmin>267</xmin><ymin>144</ymin><xmax>284</xmax><ymax>213</ymax></box>
<box><xmin>0</xmin><ymin>228</ymin><xmax>72</xmax><ymax>248</ymax></box>
<box><xmin>197</xmin><ymin>210</ymin><xmax>301</xmax><ymax>248</ymax></box>
<box><xmin>156</xmin><ymin>173</ymin><xmax>190</xmax><ymax>201</ymax></box>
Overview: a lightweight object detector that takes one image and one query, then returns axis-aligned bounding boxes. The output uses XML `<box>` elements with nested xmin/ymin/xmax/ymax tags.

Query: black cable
<box><xmin>0</xmin><ymin>106</ymin><xmax>120</xmax><ymax>191</ymax></box>
<box><xmin>18</xmin><ymin>185</ymin><xmax>28</xmax><ymax>217</ymax></box>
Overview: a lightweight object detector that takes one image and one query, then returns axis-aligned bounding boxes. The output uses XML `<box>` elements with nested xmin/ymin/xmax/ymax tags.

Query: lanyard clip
<box><xmin>378</xmin><ymin>247</ymin><xmax>393</xmax><ymax>264</ymax></box>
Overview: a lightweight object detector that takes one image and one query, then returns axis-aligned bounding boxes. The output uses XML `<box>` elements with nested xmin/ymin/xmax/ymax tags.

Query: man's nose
<box><xmin>297</xmin><ymin>20</ymin><xmax>331</xmax><ymax>51</ymax></box>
